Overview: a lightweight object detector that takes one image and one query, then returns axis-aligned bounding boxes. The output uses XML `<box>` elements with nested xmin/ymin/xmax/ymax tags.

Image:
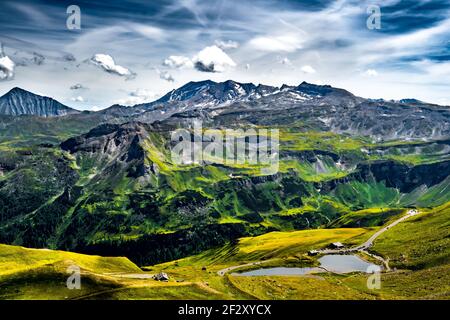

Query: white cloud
<box><xmin>163</xmin><ymin>55</ymin><xmax>194</xmax><ymax>69</ymax></box>
<box><xmin>364</xmin><ymin>69</ymin><xmax>378</xmax><ymax>77</ymax></box>
<box><xmin>0</xmin><ymin>56</ymin><xmax>15</xmax><ymax>81</ymax></box>
<box><xmin>0</xmin><ymin>44</ymin><xmax>15</xmax><ymax>81</ymax></box>
<box><xmin>114</xmin><ymin>88</ymin><xmax>158</xmax><ymax>106</ymax></box>
<box><xmin>412</xmin><ymin>60</ymin><xmax>450</xmax><ymax>77</ymax></box>
<box><xmin>71</xmin><ymin>96</ymin><xmax>85</xmax><ymax>102</ymax></box>
<box><xmin>163</xmin><ymin>45</ymin><xmax>236</xmax><ymax>73</ymax></box>
<box><xmin>128</xmin><ymin>24</ymin><xmax>165</xmax><ymax>40</ymax></box>
<box><xmin>192</xmin><ymin>45</ymin><xmax>236</xmax><ymax>73</ymax></box>
<box><xmin>91</xmin><ymin>54</ymin><xmax>135</xmax><ymax>78</ymax></box>
<box><xmin>215</xmin><ymin>40</ymin><xmax>239</xmax><ymax>50</ymax></box>
<box><xmin>249</xmin><ymin>34</ymin><xmax>303</xmax><ymax>52</ymax></box>
<box><xmin>301</xmin><ymin>65</ymin><xmax>316</xmax><ymax>74</ymax></box>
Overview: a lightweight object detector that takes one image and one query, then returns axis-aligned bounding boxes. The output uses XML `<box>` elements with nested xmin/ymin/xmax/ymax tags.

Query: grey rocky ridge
<box><xmin>87</xmin><ymin>80</ymin><xmax>450</xmax><ymax>141</ymax></box>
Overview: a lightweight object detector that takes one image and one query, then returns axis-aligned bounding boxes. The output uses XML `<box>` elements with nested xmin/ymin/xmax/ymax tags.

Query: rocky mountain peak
<box><xmin>0</xmin><ymin>87</ymin><xmax>79</xmax><ymax>117</ymax></box>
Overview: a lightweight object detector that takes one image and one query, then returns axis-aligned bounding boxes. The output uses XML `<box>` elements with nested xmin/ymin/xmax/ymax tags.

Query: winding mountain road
<box><xmin>317</xmin><ymin>209</ymin><xmax>419</xmax><ymax>271</ymax></box>
<box><xmin>319</xmin><ymin>209</ymin><xmax>419</xmax><ymax>254</ymax></box>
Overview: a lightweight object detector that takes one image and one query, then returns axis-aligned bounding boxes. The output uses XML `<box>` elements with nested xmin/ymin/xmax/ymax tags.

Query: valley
<box><xmin>0</xmin><ymin>80</ymin><xmax>448</xmax><ymax>300</ymax></box>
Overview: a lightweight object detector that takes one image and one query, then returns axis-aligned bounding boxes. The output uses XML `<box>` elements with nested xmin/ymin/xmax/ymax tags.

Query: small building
<box><xmin>328</xmin><ymin>242</ymin><xmax>344</xmax><ymax>249</ymax></box>
<box><xmin>153</xmin><ymin>272</ymin><xmax>169</xmax><ymax>281</ymax></box>
<box><xmin>308</xmin><ymin>250</ymin><xmax>320</xmax><ymax>256</ymax></box>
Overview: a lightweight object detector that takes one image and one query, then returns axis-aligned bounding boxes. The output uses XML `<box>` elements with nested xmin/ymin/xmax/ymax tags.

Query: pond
<box><xmin>234</xmin><ymin>254</ymin><xmax>378</xmax><ymax>276</ymax></box>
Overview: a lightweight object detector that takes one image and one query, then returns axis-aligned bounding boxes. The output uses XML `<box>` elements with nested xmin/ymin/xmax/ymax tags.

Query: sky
<box><xmin>0</xmin><ymin>0</ymin><xmax>449</xmax><ymax>110</ymax></box>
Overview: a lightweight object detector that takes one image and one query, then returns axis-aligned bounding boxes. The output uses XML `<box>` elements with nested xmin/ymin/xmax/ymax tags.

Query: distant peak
<box><xmin>294</xmin><ymin>81</ymin><xmax>355</xmax><ymax>98</ymax></box>
<box><xmin>8</xmin><ymin>87</ymin><xmax>27</xmax><ymax>93</ymax></box>
<box><xmin>185</xmin><ymin>79</ymin><xmax>216</xmax><ymax>86</ymax></box>
<box><xmin>298</xmin><ymin>81</ymin><xmax>331</xmax><ymax>88</ymax></box>
<box><xmin>295</xmin><ymin>82</ymin><xmax>333</xmax><ymax>96</ymax></box>
<box><xmin>0</xmin><ymin>87</ymin><xmax>79</xmax><ymax>117</ymax></box>
<box><xmin>6</xmin><ymin>87</ymin><xmax>44</xmax><ymax>97</ymax></box>
<box><xmin>399</xmin><ymin>98</ymin><xmax>423</xmax><ymax>104</ymax></box>
<box><xmin>280</xmin><ymin>84</ymin><xmax>295</xmax><ymax>91</ymax></box>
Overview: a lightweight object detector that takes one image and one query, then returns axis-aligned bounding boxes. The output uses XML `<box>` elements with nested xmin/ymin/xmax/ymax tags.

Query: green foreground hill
<box><xmin>0</xmin><ymin>202</ymin><xmax>448</xmax><ymax>300</ymax></box>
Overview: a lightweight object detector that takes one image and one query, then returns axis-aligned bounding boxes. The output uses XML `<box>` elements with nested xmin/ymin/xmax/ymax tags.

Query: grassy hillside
<box><xmin>0</xmin><ymin>243</ymin><xmax>245</xmax><ymax>300</ymax></box>
<box><xmin>0</xmin><ymin>244</ymin><xmax>141</xmax><ymax>276</ymax></box>
<box><xmin>0</xmin><ymin>243</ymin><xmax>144</xmax><ymax>299</ymax></box>
<box><xmin>204</xmin><ymin>228</ymin><xmax>371</xmax><ymax>263</ymax></box>
<box><xmin>1</xmin><ymin>202</ymin><xmax>448</xmax><ymax>300</ymax></box>
<box><xmin>371</xmin><ymin>202</ymin><xmax>450</xmax><ymax>269</ymax></box>
<box><xmin>0</xmin><ymin>112</ymin><xmax>120</xmax><ymax>146</ymax></box>
<box><xmin>226</xmin><ymin>203</ymin><xmax>450</xmax><ymax>300</ymax></box>
<box><xmin>1</xmin><ymin>123</ymin><xmax>449</xmax><ymax>265</ymax></box>
<box><xmin>329</xmin><ymin>208</ymin><xmax>405</xmax><ymax>228</ymax></box>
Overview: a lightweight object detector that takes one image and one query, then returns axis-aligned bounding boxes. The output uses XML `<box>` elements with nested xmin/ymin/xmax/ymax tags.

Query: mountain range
<box><xmin>1</xmin><ymin>80</ymin><xmax>449</xmax><ymax>140</ymax></box>
<box><xmin>0</xmin><ymin>80</ymin><xmax>449</xmax><ymax>266</ymax></box>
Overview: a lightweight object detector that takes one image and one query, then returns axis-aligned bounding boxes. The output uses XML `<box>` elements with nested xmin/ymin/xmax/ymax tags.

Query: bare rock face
<box><xmin>152</xmin><ymin>80</ymin><xmax>450</xmax><ymax>141</ymax></box>
<box><xmin>93</xmin><ymin>80</ymin><xmax>450</xmax><ymax>142</ymax></box>
<box><xmin>0</xmin><ymin>87</ymin><xmax>79</xmax><ymax>117</ymax></box>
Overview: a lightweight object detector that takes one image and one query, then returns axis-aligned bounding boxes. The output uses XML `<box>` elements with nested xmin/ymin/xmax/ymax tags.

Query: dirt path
<box><xmin>70</xmin><ymin>281</ymin><xmax>194</xmax><ymax>300</ymax></box>
<box><xmin>103</xmin><ymin>273</ymin><xmax>155</xmax><ymax>279</ymax></box>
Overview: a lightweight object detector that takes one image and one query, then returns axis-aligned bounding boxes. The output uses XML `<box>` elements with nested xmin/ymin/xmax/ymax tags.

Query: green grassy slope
<box><xmin>371</xmin><ymin>202</ymin><xmax>450</xmax><ymax>269</ymax></box>
<box><xmin>0</xmin><ymin>244</ymin><xmax>141</xmax><ymax>276</ymax></box>
<box><xmin>0</xmin><ymin>243</ymin><xmax>144</xmax><ymax>300</ymax></box>
<box><xmin>221</xmin><ymin>204</ymin><xmax>450</xmax><ymax>300</ymax></box>
<box><xmin>1</xmin><ymin>122</ymin><xmax>449</xmax><ymax>267</ymax></box>
<box><xmin>1</xmin><ymin>201</ymin><xmax>448</xmax><ymax>300</ymax></box>
<box><xmin>329</xmin><ymin>208</ymin><xmax>405</xmax><ymax>228</ymax></box>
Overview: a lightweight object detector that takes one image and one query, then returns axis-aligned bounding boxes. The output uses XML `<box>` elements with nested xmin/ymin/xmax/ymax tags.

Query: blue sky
<box><xmin>0</xmin><ymin>0</ymin><xmax>449</xmax><ymax>109</ymax></box>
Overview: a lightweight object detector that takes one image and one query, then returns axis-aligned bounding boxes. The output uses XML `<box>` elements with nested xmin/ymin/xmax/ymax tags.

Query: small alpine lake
<box><xmin>234</xmin><ymin>254</ymin><xmax>379</xmax><ymax>276</ymax></box>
